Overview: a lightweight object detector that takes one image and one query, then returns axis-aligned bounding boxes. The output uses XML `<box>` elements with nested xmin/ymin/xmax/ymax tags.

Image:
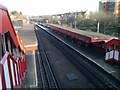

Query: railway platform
<box><xmin>15</xmin><ymin>24</ymin><xmax>38</xmax><ymax>88</ymax></box>
<box><xmin>59</xmin><ymin>34</ymin><xmax>120</xmax><ymax>80</ymax></box>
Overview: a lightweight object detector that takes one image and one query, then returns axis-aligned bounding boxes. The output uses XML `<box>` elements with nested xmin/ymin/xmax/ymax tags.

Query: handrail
<box><xmin>0</xmin><ymin>52</ymin><xmax>9</xmax><ymax>64</ymax></box>
<box><xmin>105</xmin><ymin>49</ymin><xmax>120</xmax><ymax>62</ymax></box>
<box><xmin>0</xmin><ymin>51</ymin><xmax>26</xmax><ymax>89</ymax></box>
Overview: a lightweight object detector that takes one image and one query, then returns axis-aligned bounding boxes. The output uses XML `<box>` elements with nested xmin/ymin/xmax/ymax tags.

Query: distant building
<box><xmin>9</xmin><ymin>11</ymin><xmax>29</xmax><ymax>27</ymax></box>
<box><xmin>99</xmin><ymin>0</ymin><xmax>115</xmax><ymax>15</ymax></box>
<box><xmin>114</xmin><ymin>0</ymin><xmax>120</xmax><ymax>16</ymax></box>
<box><xmin>114</xmin><ymin>0</ymin><xmax>120</xmax><ymax>39</ymax></box>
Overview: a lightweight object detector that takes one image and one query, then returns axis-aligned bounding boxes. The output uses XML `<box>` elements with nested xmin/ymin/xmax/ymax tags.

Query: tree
<box><xmin>81</xmin><ymin>11</ymin><xmax>117</xmax><ymax>35</ymax></box>
<box><xmin>11</xmin><ymin>11</ymin><xmax>18</xmax><ymax>15</ymax></box>
<box><xmin>20</xmin><ymin>12</ymin><xmax>22</xmax><ymax>15</ymax></box>
<box><xmin>46</xmin><ymin>11</ymin><xmax>118</xmax><ymax>37</ymax></box>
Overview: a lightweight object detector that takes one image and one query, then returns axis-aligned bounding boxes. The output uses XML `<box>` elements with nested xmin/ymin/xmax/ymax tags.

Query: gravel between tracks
<box><xmin>36</xmin><ymin>29</ymin><xmax>95</xmax><ymax>88</ymax></box>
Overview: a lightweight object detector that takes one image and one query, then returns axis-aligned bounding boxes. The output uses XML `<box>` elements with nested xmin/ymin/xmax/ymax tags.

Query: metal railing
<box><xmin>0</xmin><ymin>51</ymin><xmax>27</xmax><ymax>89</ymax></box>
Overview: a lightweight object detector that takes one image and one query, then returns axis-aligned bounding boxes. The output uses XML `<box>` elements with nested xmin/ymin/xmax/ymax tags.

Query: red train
<box><xmin>0</xmin><ymin>4</ymin><xmax>27</xmax><ymax>89</ymax></box>
<box><xmin>40</xmin><ymin>23</ymin><xmax>120</xmax><ymax>63</ymax></box>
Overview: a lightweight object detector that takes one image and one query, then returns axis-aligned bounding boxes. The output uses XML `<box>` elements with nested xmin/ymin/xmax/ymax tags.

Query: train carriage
<box><xmin>0</xmin><ymin>4</ymin><xmax>27</xmax><ymax>89</ymax></box>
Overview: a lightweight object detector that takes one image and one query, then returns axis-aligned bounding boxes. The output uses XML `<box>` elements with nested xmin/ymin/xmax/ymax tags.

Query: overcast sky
<box><xmin>1</xmin><ymin>0</ymin><xmax>101</xmax><ymax>16</ymax></box>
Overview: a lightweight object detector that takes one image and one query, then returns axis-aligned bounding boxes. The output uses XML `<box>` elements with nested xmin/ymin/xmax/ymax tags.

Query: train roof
<box><xmin>0</xmin><ymin>4</ymin><xmax>19</xmax><ymax>47</ymax></box>
<box><xmin>47</xmin><ymin>24</ymin><xmax>117</xmax><ymax>43</ymax></box>
<box><xmin>0</xmin><ymin>3</ymin><xmax>7</xmax><ymax>11</ymax></box>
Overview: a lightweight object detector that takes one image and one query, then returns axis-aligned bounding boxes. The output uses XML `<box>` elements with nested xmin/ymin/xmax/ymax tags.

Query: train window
<box><xmin>109</xmin><ymin>45</ymin><xmax>114</xmax><ymax>50</ymax></box>
<box><xmin>5</xmin><ymin>33</ymin><xmax>9</xmax><ymax>52</ymax></box>
<box><xmin>101</xmin><ymin>44</ymin><xmax>105</xmax><ymax>48</ymax></box>
<box><xmin>6</xmin><ymin>36</ymin><xmax>12</xmax><ymax>54</ymax></box>
<box><xmin>13</xmin><ymin>48</ymin><xmax>17</xmax><ymax>59</ymax></box>
<box><xmin>18</xmin><ymin>47</ymin><xmax>22</xmax><ymax>58</ymax></box>
<box><xmin>15</xmin><ymin>48</ymin><xmax>20</xmax><ymax>57</ymax></box>
<box><xmin>10</xmin><ymin>38</ymin><xmax>16</xmax><ymax>56</ymax></box>
<box><xmin>0</xmin><ymin>34</ymin><xmax>2</xmax><ymax>58</ymax></box>
<box><xmin>2</xmin><ymin>35</ymin><xmax>6</xmax><ymax>53</ymax></box>
<box><xmin>4</xmin><ymin>32</ymin><xmax>15</xmax><ymax>55</ymax></box>
<box><xmin>116</xmin><ymin>45</ymin><xmax>120</xmax><ymax>50</ymax></box>
<box><xmin>11</xmin><ymin>45</ymin><xmax>14</xmax><ymax>55</ymax></box>
<box><xmin>21</xmin><ymin>52</ymin><xmax>24</xmax><ymax>58</ymax></box>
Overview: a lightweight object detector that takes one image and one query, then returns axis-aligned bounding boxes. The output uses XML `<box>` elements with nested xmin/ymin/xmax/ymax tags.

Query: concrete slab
<box><xmin>66</xmin><ymin>73</ymin><xmax>78</xmax><ymax>81</ymax></box>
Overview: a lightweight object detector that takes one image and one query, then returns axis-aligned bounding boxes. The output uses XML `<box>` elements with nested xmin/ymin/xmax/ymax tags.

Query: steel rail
<box><xmin>35</xmin><ymin>30</ymin><xmax>60</xmax><ymax>90</ymax></box>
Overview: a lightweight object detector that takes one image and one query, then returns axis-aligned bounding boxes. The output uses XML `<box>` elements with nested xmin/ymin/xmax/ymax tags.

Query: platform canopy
<box><xmin>46</xmin><ymin>23</ymin><xmax>117</xmax><ymax>43</ymax></box>
<box><xmin>105</xmin><ymin>39</ymin><xmax>120</xmax><ymax>47</ymax></box>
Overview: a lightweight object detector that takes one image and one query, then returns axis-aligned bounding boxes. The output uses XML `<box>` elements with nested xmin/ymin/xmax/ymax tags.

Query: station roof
<box><xmin>46</xmin><ymin>23</ymin><xmax>116</xmax><ymax>43</ymax></box>
<box><xmin>105</xmin><ymin>39</ymin><xmax>120</xmax><ymax>47</ymax></box>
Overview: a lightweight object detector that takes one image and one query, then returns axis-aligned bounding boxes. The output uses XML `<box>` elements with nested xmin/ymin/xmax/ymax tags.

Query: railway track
<box><xmin>36</xmin><ymin>25</ymin><xmax>120</xmax><ymax>89</ymax></box>
<box><xmin>35</xmin><ymin>31</ymin><xmax>60</xmax><ymax>89</ymax></box>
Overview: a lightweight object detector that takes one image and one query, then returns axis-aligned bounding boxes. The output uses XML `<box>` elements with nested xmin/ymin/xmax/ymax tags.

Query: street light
<box><xmin>97</xmin><ymin>21</ymin><xmax>100</xmax><ymax>33</ymax></box>
<box><xmin>74</xmin><ymin>11</ymin><xmax>78</xmax><ymax>29</ymax></box>
<box><xmin>94</xmin><ymin>19</ymin><xmax>100</xmax><ymax>33</ymax></box>
<box><xmin>75</xmin><ymin>14</ymin><xmax>77</xmax><ymax>28</ymax></box>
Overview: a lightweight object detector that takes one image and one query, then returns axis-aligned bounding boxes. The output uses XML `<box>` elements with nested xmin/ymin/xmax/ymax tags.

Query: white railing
<box><xmin>0</xmin><ymin>51</ymin><xmax>26</xmax><ymax>89</ymax></box>
<box><xmin>105</xmin><ymin>50</ymin><xmax>120</xmax><ymax>62</ymax></box>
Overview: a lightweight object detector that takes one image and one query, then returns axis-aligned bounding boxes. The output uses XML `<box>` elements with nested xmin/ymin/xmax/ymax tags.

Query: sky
<box><xmin>1</xmin><ymin>0</ymin><xmax>100</xmax><ymax>16</ymax></box>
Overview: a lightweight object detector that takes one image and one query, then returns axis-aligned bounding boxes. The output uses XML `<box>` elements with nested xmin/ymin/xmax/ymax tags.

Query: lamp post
<box><xmin>75</xmin><ymin>15</ymin><xmax>77</xmax><ymax>28</ymax></box>
<box><xmin>94</xmin><ymin>19</ymin><xmax>100</xmax><ymax>33</ymax></box>
<box><xmin>74</xmin><ymin>11</ymin><xmax>77</xmax><ymax>29</ymax></box>
<box><xmin>97</xmin><ymin>21</ymin><xmax>100</xmax><ymax>33</ymax></box>
<box><xmin>118</xmin><ymin>15</ymin><xmax>120</xmax><ymax>39</ymax></box>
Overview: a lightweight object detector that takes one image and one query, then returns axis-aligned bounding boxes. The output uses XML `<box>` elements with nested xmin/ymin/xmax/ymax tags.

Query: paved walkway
<box><xmin>15</xmin><ymin>24</ymin><xmax>38</xmax><ymax>88</ymax></box>
<box><xmin>21</xmin><ymin>51</ymin><xmax>37</xmax><ymax>88</ymax></box>
<box><xmin>19</xmin><ymin>24</ymin><xmax>37</xmax><ymax>48</ymax></box>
